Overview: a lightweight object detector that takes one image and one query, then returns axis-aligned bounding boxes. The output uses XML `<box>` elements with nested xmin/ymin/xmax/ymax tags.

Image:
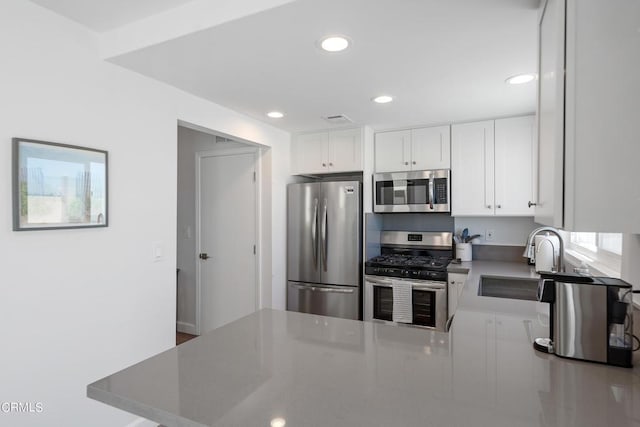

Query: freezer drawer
<box><xmin>287</xmin><ymin>281</ymin><xmax>360</xmax><ymax>320</ymax></box>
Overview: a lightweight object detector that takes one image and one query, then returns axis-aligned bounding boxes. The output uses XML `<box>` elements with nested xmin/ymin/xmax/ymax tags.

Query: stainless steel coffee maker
<box><xmin>534</xmin><ymin>272</ymin><xmax>633</xmax><ymax>368</ymax></box>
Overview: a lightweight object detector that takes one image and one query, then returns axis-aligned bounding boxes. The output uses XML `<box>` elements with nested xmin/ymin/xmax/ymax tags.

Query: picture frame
<box><xmin>12</xmin><ymin>138</ymin><xmax>108</xmax><ymax>231</ymax></box>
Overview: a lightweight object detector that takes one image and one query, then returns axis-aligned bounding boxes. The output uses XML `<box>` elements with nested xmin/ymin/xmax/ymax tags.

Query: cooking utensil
<box><xmin>465</xmin><ymin>234</ymin><xmax>481</xmax><ymax>243</ymax></box>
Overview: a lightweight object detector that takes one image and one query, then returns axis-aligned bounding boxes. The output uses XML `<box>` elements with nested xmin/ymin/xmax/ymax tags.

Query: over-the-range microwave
<box><xmin>373</xmin><ymin>169</ymin><xmax>450</xmax><ymax>213</ymax></box>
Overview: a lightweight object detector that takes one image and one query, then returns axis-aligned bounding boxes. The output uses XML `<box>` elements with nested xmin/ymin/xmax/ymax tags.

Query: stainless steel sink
<box><xmin>478</xmin><ymin>275</ymin><xmax>539</xmax><ymax>301</ymax></box>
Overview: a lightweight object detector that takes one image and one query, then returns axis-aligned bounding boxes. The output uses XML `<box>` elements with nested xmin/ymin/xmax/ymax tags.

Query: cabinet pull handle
<box><xmin>329</xmin><ymin>162</ymin><xmax>333</xmax><ymax>166</ymax></box>
<box><xmin>412</xmin><ymin>161</ymin><xmax>416</xmax><ymax>165</ymax></box>
<box><xmin>528</xmin><ymin>201</ymin><xmax>537</xmax><ymax>208</ymax></box>
<box><xmin>487</xmin><ymin>205</ymin><xmax>492</xmax><ymax>209</ymax></box>
<box><xmin>322</xmin><ymin>163</ymin><xmax>326</xmax><ymax>167</ymax></box>
<box><xmin>404</xmin><ymin>161</ymin><xmax>409</xmax><ymax>165</ymax></box>
<box><xmin>496</xmin><ymin>204</ymin><xmax>501</xmax><ymax>209</ymax></box>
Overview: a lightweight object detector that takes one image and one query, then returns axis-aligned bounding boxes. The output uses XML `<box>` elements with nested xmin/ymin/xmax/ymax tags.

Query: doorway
<box><xmin>176</xmin><ymin>126</ymin><xmax>260</xmax><ymax>337</ymax></box>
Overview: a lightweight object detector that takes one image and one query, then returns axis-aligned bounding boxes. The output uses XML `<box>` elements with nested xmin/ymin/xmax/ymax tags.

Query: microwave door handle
<box><xmin>312</xmin><ymin>198</ymin><xmax>318</xmax><ymax>269</ymax></box>
<box><xmin>321</xmin><ymin>199</ymin><xmax>328</xmax><ymax>271</ymax></box>
<box><xmin>428</xmin><ymin>173</ymin><xmax>434</xmax><ymax>210</ymax></box>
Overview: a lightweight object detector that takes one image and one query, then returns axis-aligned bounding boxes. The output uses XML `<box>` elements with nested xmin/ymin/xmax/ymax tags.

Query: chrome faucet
<box><xmin>523</xmin><ymin>227</ymin><xmax>565</xmax><ymax>272</ymax></box>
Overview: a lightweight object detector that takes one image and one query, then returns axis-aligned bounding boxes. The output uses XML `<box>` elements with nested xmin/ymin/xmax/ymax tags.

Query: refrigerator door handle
<box><xmin>291</xmin><ymin>284</ymin><xmax>354</xmax><ymax>294</ymax></box>
<box><xmin>321</xmin><ymin>198</ymin><xmax>328</xmax><ymax>271</ymax></box>
<box><xmin>311</xmin><ymin>198</ymin><xmax>319</xmax><ymax>269</ymax></box>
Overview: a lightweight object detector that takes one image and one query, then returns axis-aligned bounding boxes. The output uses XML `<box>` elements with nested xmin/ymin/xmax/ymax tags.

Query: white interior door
<box><xmin>198</xmin><ymin>151</ymin><xmax>257</xmax><ymax>334</ymax></box>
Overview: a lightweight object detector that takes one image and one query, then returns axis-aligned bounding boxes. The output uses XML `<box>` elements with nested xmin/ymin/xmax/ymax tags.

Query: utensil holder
<box><xmin>456</xmin><ymin>243</ymin><xmax>472</xmax><ymax>262</ymax></box>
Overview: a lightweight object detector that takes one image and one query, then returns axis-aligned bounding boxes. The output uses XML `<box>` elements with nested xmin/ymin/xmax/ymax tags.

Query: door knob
<box><xmin>329</xmin><ymin>162</ymin><xmax>333</xmax><ymax>166</ymax></box>
<box><xmin>199</xmin><ymin>253</ymin><xmax>210</xmax><ymax>260</ymax></box>
<box><xmin>496</xmin><ymin>204</ymin><xmax>502</xmax><ymax>209</ymax></box>
<box><xmin>404</xmin><ymin>162</ymin><xmax>409</xmax><ymax>165</ymax></box>
<box><xmin>412</xmin><ymin>161</ymin><xmax>416</xmax><ymax>165</ymax></box>
<box><xmin>322</xmin><ymin>163</ymin><xmax>326</xmax><ymax>167</ymax></box>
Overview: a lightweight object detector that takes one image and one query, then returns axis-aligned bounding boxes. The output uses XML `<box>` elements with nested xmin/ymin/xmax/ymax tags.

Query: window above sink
<box><xmin>561</xmin><ymin>231</ymin><xmax>622</xmax><ymax>278</ymax></box>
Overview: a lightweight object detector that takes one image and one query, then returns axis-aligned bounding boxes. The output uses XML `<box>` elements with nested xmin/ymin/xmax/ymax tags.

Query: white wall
<box><xmin>176</xmin><ymin>127</ymin><xmax>246</xmax><ymax>333</ymax></box>
<box><xmin>0</xmin><ymin>1</ymin><xmax>288</xmax><ymax>426</ymax></box>
<box><xmin>453</xmin><ymin>217</ymin><xmax>539</xmax><ymax>246</ymax></box>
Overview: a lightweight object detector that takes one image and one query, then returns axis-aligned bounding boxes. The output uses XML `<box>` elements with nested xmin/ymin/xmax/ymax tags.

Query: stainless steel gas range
<box><xmin>364</xmin><ymin>231</ymin><xmax>453</xmax><ymax>332</ymax></box>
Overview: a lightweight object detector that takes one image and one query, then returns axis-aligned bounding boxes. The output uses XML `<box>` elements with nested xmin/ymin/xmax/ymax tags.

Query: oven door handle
<box><xmin>365</xmin><ymin>277</ymin><xmax>393</xmax><ymax>286</ymax></box>
<box><xmin>412</xmin><ymin>283</ymin><xmax>446</xmax><ymax>291</ymax></box>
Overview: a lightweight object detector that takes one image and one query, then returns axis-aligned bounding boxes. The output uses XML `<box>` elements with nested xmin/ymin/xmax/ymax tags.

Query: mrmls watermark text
<box><xmin>1</xmin><ymin>402</ymin><xmax>44</xmax><ymax>413</ymax></box>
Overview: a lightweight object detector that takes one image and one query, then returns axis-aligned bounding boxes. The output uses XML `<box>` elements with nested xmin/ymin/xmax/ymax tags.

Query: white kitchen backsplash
<box><xmin>454</xmin><ymin>217</ymin><xmax>539</xmax><ymax>247</ymax></box>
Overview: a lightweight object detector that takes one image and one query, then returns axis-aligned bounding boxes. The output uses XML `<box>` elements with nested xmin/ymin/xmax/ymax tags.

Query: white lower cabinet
<box><xmin>447</xmin><ymin>272</ymin><xmax>467</xmax><ymax>320</ymax></box>
<box><xmin>451</xmin><ymin>116</ymin><xmax>534</xmax><ymax>217</ymax></box>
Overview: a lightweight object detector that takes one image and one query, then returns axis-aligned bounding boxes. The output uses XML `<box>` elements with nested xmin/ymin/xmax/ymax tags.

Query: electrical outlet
<box><xmin>486</xmin><ymin>229</ymin><xmax>495</xmax><ymax>241</ymax></box>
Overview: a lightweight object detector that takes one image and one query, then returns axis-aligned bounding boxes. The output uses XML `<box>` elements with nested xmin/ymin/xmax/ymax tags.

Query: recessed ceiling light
<box><xmin>505</xmin><ymin>74</ymin><xmax>536</xmax><ymax>85</ymax></box>
<box><xmin>319</xmin><ymin>36</ymin><xmax>350</xmax><ymax>52</ymax></box>
<box><xmin>270</xmin><ymin>418</ymin><xmax>286</xmax><ymax>427</ymax></box>
<box><xmin>372</xmin><ymin>95</ymin><xmax>394</xmax><ymax>104</ymax></box>
<box><xmin>267</xmin><ymin>111</ymin><xmax>284</xmax><ymax>119</ymax></box>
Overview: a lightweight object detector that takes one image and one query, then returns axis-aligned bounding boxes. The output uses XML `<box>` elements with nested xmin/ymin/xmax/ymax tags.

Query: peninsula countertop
<box><xmin>88</xmin><ymin>261</ymin><xmax>640</xmax><ymax>426</ymax></box>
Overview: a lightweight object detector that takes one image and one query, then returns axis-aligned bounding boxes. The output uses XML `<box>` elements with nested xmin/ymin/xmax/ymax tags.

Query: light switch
<box><xmin>152</xmin><ymin>242</ymin><xmax>164</xmax><ymax>262</ymax></box>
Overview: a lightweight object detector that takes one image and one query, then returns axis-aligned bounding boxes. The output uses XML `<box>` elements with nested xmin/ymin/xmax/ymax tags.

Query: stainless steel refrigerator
<box><xmin>287</xmin><ymin>181</ymin><xmax>362</xmax><ymax>320</ymax></box>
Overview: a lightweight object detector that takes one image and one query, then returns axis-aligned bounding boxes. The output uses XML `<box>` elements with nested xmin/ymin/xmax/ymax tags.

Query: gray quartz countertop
<box><xmin>88</xmin><ymin>261</ymin><xmax>640</xmax><ymax>426</ymax></box>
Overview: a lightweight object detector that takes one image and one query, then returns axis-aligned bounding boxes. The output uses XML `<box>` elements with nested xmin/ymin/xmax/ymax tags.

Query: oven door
<box><xmin>365</xmin><ymin>276</ymin><xmax>448</xmax><ymax>331</ymax></box>
<box><xmin>373</xmin><ymin>170</ymin><xmax>450</xmax><ymax>213</ymax></box>
<box><xmin>412</xmin><ymin>282</ymin><xmax>447</xmax><ymax>331</ymax></box>
<box><xmin>364</xmin><ymin>275</ymin><xmax>393</xmax><ymax>322</ymax></box>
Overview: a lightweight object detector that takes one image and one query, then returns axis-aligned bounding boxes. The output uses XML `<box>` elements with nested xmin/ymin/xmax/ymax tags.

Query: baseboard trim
<box><xmin>177</xmin><ymin>321</ymin><xmax>196</xmax><ymax>335</ymax></box>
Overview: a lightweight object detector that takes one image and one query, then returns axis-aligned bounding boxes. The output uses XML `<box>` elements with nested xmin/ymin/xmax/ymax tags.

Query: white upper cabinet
<box><xmin>494</xmin><ymin>116</ymin><xmax>535</xmax><ymax>216</ymax></box>
<box><xmin>328</xmin><ymin>128</ymin><xmax>363</xmax><ymax>172</ymax></box>
<box><xmin>535</xmin><ymin>0</ymin><xmax>565</xmax><ymax>228</ymax></box>
<box><xmin>291</xmin><ymin>128</ymin><xmax>362</xmax><ymax>175</ymax></box>
<box><xmin>452</xmin><ymin>116</ymin><xmax>535</xmax><ymax>217</ymax></box>
<box><xmin>411</xmin><ymin>126</ymin><xmax>451</xmax><ymax>170</ymax></box>
<box><xmin>374</xmin><ymin>130</ymin><xmax>411</xmax><ymax>172</ymax></box>
<box><xmin>536</xmin><ymin>0</ymin><xmax>640</xmax><ymax>232</ymax></box>
<box><xmin>451</xmin><ymin>121</ymin><xmax>495</xmax><ymax>216</ymax></box>
<box><xmin>292</xmin><ymin>132</ymin><xmax>329</xmax><ymax>175</ymax></box>
<box><xmin>374</xmin><ymin>126</ymin><xmax>451</xmax><ymax>173</ymax></box>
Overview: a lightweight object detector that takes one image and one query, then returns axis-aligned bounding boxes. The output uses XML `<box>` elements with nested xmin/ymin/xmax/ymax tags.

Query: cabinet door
<box><xmin>374</xmin><ymin>130</ymin><xmax>411</xmax><ymax>172</ymax></box>
<box><xmin>411</xmin><ymin>125</ymin><xmax>451</xmax><ymax>170</ymax></box>
<box><xmin>292</xmin><ymin>132</ymin><xmax>328</xmax><ymax>175</ymax></box>
<box><xmin>328</xmin><ymin>128</ymin><xmax>362</xmax><ymax>172</ymax></box>
<box><xmin>494</xmin><ymin>116</ymin><xmax>535</xmax><ymax>216</ymax></box>
<box><xmin>451</xmin><ymin>121</ymin><xmax>495</xmax><ymax>216</ymax></box>
<box><xmin>447</xmin><ymin>273</ymin><xmax>467</xmax><ymax>319</ymax></box>
<box><xmin>535</xmin><ymin>0</ymin><xmax>565</xmax><ymax>227</ymax></box>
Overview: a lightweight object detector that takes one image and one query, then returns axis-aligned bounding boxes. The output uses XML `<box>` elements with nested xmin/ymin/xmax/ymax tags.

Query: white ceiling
<box><xmin>33</xmin><ymin>0</ymin><xmax>540</xmax><ymax>133</ymax></box>
<box><xmin>30</xmin><ymin>0</ymin><xmax>195</xmax><ymax>32</ymax></box>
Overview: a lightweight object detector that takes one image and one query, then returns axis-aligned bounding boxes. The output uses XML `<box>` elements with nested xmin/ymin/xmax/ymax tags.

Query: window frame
<box><xmin>562</xmin><ymin>231</ymin><xmax>622</xmax><ymax>277</ymax></box>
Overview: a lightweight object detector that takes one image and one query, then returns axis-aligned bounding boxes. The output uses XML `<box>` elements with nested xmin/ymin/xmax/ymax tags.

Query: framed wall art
<box><xmin>12</xmin><ymin>138</ymin><xmax>108</xmax><ymax>231</ymax></box>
